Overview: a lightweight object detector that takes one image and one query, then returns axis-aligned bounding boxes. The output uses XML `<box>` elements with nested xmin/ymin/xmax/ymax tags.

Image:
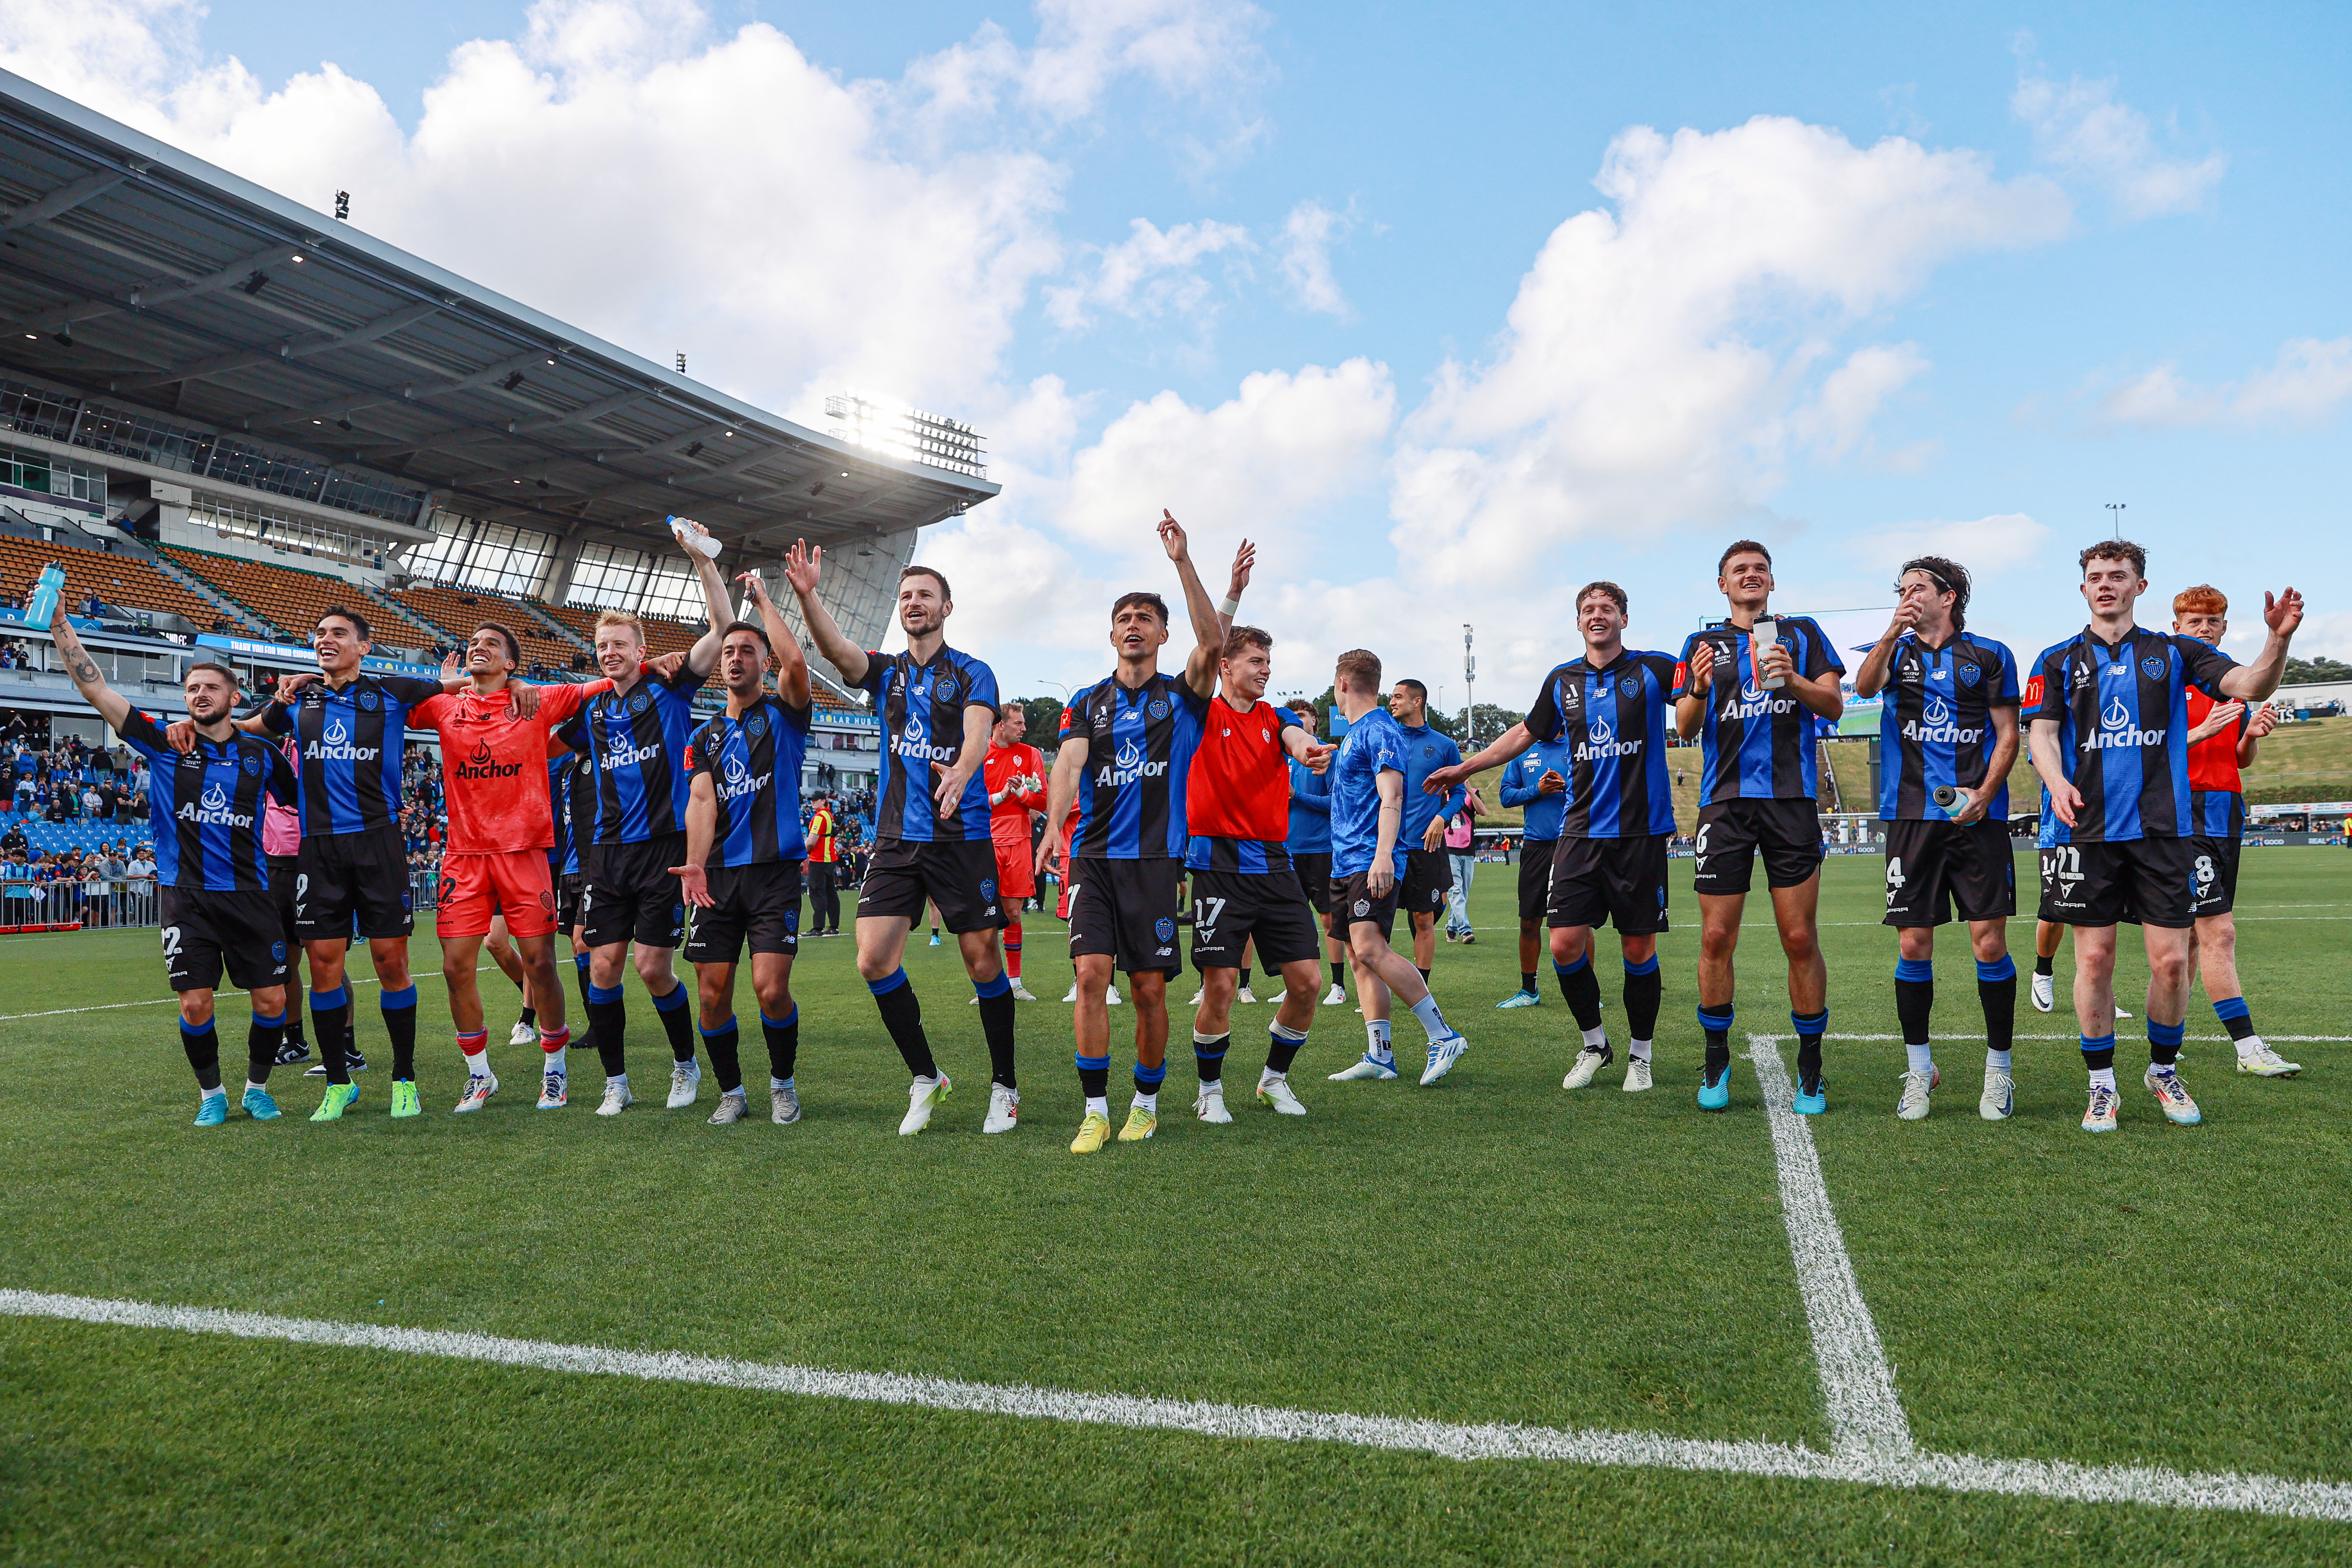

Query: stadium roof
<box><xmin>0</xmin><ymin>67</ymin><xmax>997</xmax><ymax>554</ymax></box>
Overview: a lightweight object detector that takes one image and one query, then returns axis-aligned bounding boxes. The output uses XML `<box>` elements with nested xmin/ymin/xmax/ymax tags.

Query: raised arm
<box><xmin>2216</xmin><ymin>589</ymin><xmax>2303</xmax><ymax>702</ymax></box>
<box><xmin>782</xmin><ymin>540</ymin><xmax>870</xmax><ymax>688</ymax></box>
<box><xmin>677</xmin><ymin>519</ymin><xmax>732</xmax><ymax>679</ymax></box>
<box><xmin>739</xmin><ymin>570</ymin><xmax>811</xmax><ymax>710</ymax></box>
<box><xmin>1220</xmin><ymin>540</ymin><xmax>1255</xmax><ymax>641</ymax></box>
<box><xmin>1157</xmin><ymin>510</ymin><xmax>1224</xmax><ymax>697</ymax></box>
<box><xmin>48</xmin><ymin>605</ymin><xmax>131</xmax><ymax>730</ymax></box>
<box><xmin>1851</xmin><ymin>607</ymin><xmax>1919</xmax><ymax>700</ymax></box>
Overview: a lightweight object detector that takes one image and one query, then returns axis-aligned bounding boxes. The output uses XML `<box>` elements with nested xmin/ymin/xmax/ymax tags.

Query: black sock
<box><xmin>1977</xmin><ymin>958</ymin><xmax>2017</xmax><ymax>1055</ymax></box>
<box><xmin>1266</xmin><ymin>1024</ymin><xmax>1306</xmax><ymax>1076</ymax></box>
<box><xmin>1194</xmin><ymin>1032</ymin><xmax>1229</xmax><ymax>1085</ymax></box>
<box><xmin>586</xmin><ymin>982</ymin><xmax>627</xmax><ymax>1077</ymax></box>
<box><xmin>1623</xmin><ymin>957</ymin><xmax>1663</xmax><ymax>1041</ymax></box>
<box><xmin>572</xmin><ymin>953</ymin><xmax>593</xmax><ymax>1019</ymax></box>
<box><xmin>702</xmin><ymin>1020</ymin><xmax>742</xmax><ymax>1095</ymax></box>
<box><xmin>652</xmin><ymin>984</ymin><xmax>696</xmax><ymax>1065</ymax></box>
<box><xmin>2033</xmin><ymin>954</ymin><xmax>2054</xmax><ymax>977</ymax></box>
<box><xmin>1554</xmin><ymin>956</ymin><xmax>1603</xmax><ymax>1032</ymax></box>
<box><xmin>1520</xmin><ymin>971</ymin><xmax>1537</xmax><ymax>993</ymax></box>
<box><xmin>284</xmin><ymin>1015</ymin><xmax>305</xmax><ymax>1049</ymax></box>
<box><xmin>1329</xmin><ymin>961</ymin><xmax>1345</xmax><ymax>989</ymax></box>
<box><xmin>1793</xmin><ymin>1009</ymin><xmax>1828</xmax><ymax>1093</ymax></box>
<box><xmin>1077</xmin><ymin>1054</ymin><xmax>1110</xmax><ymax>1100</ymax></box>
<box><xmin>762</xmin><ymin>1008</ymin><xmax>800</xmax><ymax>1081</ymax></box>
<box><xmin>180</xmin><ymin>1020</ymin><xmax>222</xmax><ymax>1093</ymax></box>
<box><xmin>380</xmin><ymin>985</ymin><xmax>419</xmax><ymax>1081</ymax></box>
<box><xmin>312</xmin><ymin>985</ymin><xmax>352</xmax><ymax>1086</ymax></box>
<box><xmin>518</xmin><ymin>1005</ymin><xmax>537</xmax><ymax>1028</ymax></box>
<box><xmin>1698</xmin><ymin>1005</ymin><xmax>1733</xmax><ymax>1081</ymax></box>
<box><xmin>1894</xmin><ymin>960</ymin><xmax>1934</xmax><ymax>1051</ymax></box>
<box><xmin>1418</xmin><ymin>967</ymin><xmax>1431</xmax><ymax>985</ymax></box>
<box><xmin>870</xmin><ymin>971</ymin><xmax>938</xmax><ymax>1079</ymax></box>
<box><xmin>247</xmin><ymin>1010</ymin><xmax>284</xmax><ymax>1085</ymax></box>
<box><xmin>2215</xmin><ymin>996</ymin><xmax>2256</xmax><ymax>1041</ymax></box>
<box><xmin>977</xmin><ymin>987</ymin><xmax>1017</xmax><ymax>1089</ymax></box>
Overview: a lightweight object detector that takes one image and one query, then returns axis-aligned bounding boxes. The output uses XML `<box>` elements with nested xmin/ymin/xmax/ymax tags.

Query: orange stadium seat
<box><xmin>0</xmin><ymin>534</ymin><xmax>220</xmax><ymax>626</ymax></box>
<box><xmin>158</xmin><ymin>545</ymin><xmax>440</xmax><ymax>650</ymax></box>
<box><xmin>387</xmin><ymin>584</ymin><xmax>589</xmax><ymax>676</ymax></box>
<box><xmin>535</xmin><ymin>600</ymin><xmax>702</xmax><ymax>660</ymax></box>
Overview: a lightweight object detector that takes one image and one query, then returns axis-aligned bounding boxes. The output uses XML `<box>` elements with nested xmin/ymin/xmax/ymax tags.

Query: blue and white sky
<box><xmin>9</xmin><ymin>0</ymin><xmax>2346</xmax><ymax>706</ymax></box>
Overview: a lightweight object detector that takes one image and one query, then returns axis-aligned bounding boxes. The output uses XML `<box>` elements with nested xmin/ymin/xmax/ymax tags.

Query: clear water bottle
<box><xmin>24</xmin><ymin>562</ymin><xmax>65</xmax><ymax>626</ymax></box>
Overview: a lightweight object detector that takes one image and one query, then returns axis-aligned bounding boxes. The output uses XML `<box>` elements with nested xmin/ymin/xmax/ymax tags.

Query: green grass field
<box><xmin>4</xmin><ymin>849</ymin><xmax>2349</xmax><ymax>1564</ymax></box>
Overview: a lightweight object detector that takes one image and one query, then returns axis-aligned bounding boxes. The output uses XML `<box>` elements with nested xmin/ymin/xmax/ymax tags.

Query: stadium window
<box><xmin>635</xmin><ymin>556</ymin><xmax>701</xmax><ymax>620</ymax></box>
<box><xmin>565</xmin><ymin>541</ymin><xmax>653</xmax><ymax>611</ymax></box>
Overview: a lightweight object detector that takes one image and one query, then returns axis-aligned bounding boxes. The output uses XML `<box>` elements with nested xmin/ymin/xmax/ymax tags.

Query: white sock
<box><xmin>772</xmin><ymin>1076</ymin><xmax>794</xmax><ymax>1091</ymax></box>
<box><xmin>1134</xmin><ymin>1091</ymin><xmax>1157</xmax><ymax>1114</ymax></box>
<box><xmin>1581</xmin><ymin>1025</ymin><xmax>1608</xmax><ymax>1050</ymax></box>
<box><xmin>1365</xmin><ymin>1019</ymin><xmax>1392</xmax><ymax>1061</ymax></box>
<box><xmin>1905</xmin><ymin>1043</ymin><xmax>1934</xmax><ymax>1074</ymax></box>
<box><xmin>1260</xmin><ymin>1067</ymin><xmax>1285</xmax><ymax>1085</ymax></box>
<box><xmin>1408</xmin><ymin>993</ymin><xmax>1450</xmax><ymax>1042</ymax></box>
<box><xmin>2237</xmin><ymin>1033</ymin><xmax>2264</xmax><ymax>1059</ymax></box>
<box><xmin>242</xmin><ymin>1080</ymin><xmax>265</xmax><ymax>1095</ymax></box>
<box><xmin>200</xmin><ymin>1085</ymin><xmax>226</xmax><ymax>1102</ymax></box>
<box><xmin>464</xmin><ymin>1049</ymin><xmax>492</xmax><ymax>1079</ymax></box>
<box><xmin>542</xmin><ymin>1046</ymin><xmax>566</xmax><ymax>1077</ymax></box>
<box><xmin>1085</xmin><ymin>1094</ymin><xmax>1109</xmax><ymax>1118</ymax></box>
<box><xmin>1985</xmin><ymin>1048</ymin><xmax>2012</xmax><ymax>1073</ymax></box>
<box><xmin>2090</xmin><ymin>1066</ymin><xmax>2117</xmax><ymax>1092</ymax></box>
<box><xmin>607</xmin><ymin>1072</ymin><xmax>628</xmax><ymax>1089</ymax></box>
<box><xmin>1629</xmin><ymin>1038</ymin><xmax>1652</xmax><ymax>1063</ymax></box>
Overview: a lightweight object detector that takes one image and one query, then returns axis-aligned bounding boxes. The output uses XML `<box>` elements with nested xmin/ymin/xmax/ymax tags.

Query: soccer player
<box><xmin>805</xmin><ymin>791</ymin><xmax>843</xmax><ymax>936</ymax></box>
<box><xmin>2025</xmin><ymin>541</ymin><xmax>2301</xmax><ymax>1132</ymax></box>
<box><xmin>1324</xmin><ymin>649</ymin><xmax>1471</xmax><ymax>1086</ymax></box>
<box><xmin>1284</xmin><ymin>696</ymin><xmax>1348</xmax><ymax>1006</ymax></box>
<box><xmin>1040</xmin><ymin>512</ymin><xmax>1222</xmax><ymax>1153</ymax></box>
<box><xmin>1850</xmin><ymin>557</ymin><xmax>2023</xmax><ymax>1122</ymax></box>
<box><xmin>563</xmin><ymin>519</ymin><xmax>734</xmax><ymax>1116</ymax></box>
<box><xmin>1673</xmin><ymin>542</ymin><xmax>1845</xmax><ymax>1113</ymax></box>
<box><xmin>257</xmin><ymin>729</ymin><xmax>313</xmax><ymax>1067</ymax></box>
<box><xmin>785</xmin><ymin>540</ymin><xmax>1018</xmax><ymax>1136</ymax></box>
<box><xmin>257</xmin><ymin>607</ymin><xmax>459</xmax><ymax>1120</ymax></box>
<box><xmin>1430</xmin><ymin>582</ymin><xmax>1676</xmax><ymax>1090</ymax></box>
<box><xmin>982</xmin><ymin>704</ymin><xmax>1047</xmax><ymax>1000</ymax></box>
<box><xmin>52</xmin><ymin>608</ymin><xmax>295</xmax><ymax>1124</ymax></box>
<box><xmin>549</xmin><ymin>736</ymin><xmax>596</xmax><ymax>1017</ymax></box>
<box><xmin>1186</xmin><ymin>621</ymin><xmax>1334</xmax><ymax>1122</ymax></box>
<box><xmin>1386</xmin><ymin>679</ymin><xmax>1466</xmax><ymax>984</ymax></box>
<box><xmin>410</xmin><ymin>623</ymin><xmax>611</xmax><ymax>1114</ymax></box>
<box><xmin>2028</xmin><ymin>920</ymin><xmax>2131</xmax><ymax>1019</ymax></box>
<box><xmin>1490</xmin><ymin>730</ymin><xmax>1570</xmax><ymax>1009</ymax></box>
<box><xmin>675</xmin><ymin>574</ymin><xmax>814</xmax><ymax>1126</ymax></box>
<box><xmin>2170</xmin><ymin>585</ymin><xmax>2299</xmax><ymax>1077</ymax></box>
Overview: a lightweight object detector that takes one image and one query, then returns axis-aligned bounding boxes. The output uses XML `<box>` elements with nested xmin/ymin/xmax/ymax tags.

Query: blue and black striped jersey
<box><xmin>1875</xmin><ymin>631</ymin><xmax>2020</xmax><ymax>821</ymax></box>
<box><xmin>1525</xmin><ymin>651</ymin><xmax>1678</xmax><ymax>838</ymax></box>
<box><xmin>687</xmin><ymin>695</ymin><xmax>814</xmax><ymax>867</ymax></box>
<box><xmin>548</xmin><ymin>751</ymin><xmax>582</xmax><ymax>875</ymax></box>
<box><xmin>861</xmin><ymin>646</ymin><xmax>997</xmax><ymax>845</ymax></box>
<box><xmin>1673</xmin><ymin>618</ymin><xmax>1843</xmax><ymax>804</ymax></box>
<box><xmin>1062</xmin><ymin>671</ymin><xmax>1211</xmax><ymax>860</ymax></box>
<box><xmin>260</xmin><ymin>672</ymin><xmax>442</xmax><ymax>836</ymax></box>
<box><xmin>2025</xmin><ymin>625</ymin><xmax>2234</xmax><ymax>844</ymax></box>
<box><xmin>563</xmin><ymin>667</ymin><xmax>707</xmax><ymax>846</ymax></box>
<box><xmin>118</xmin><ymin>709</ymin><xmax>296</xmax><ymax>892</ymax></box>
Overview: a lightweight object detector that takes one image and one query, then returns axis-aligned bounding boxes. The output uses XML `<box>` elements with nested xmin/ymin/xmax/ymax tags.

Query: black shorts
<box><xmin>580</xmin><ymin>833</ymin><xmax>689</xmax><ymax>950</ymax></box>
<box><xmin>1401</xmin><ymin>846</ymin><xmax>1453</xmax><ymax>917</ymax></box>
<box><xmin>1547</xmin><ymin>834</ymin><xmax>1671</xmax><ymax>933</ymax></box>
<box><xmin>1067</xmin><ymin>856</ymin><xmax>1185</xmax><ymax>974</ymax></box>
<box><xmin>856</xmin><ymin>839</ymin><xmax>1007</xmax><ymax>932</ymax></box>
<box><xmin>1692</xmin><ymin>799</ymin><xmax>1822</xmax><ymax>895</ymax></box>
<box><xmin>1882</xmin><ymin>818</ymin><xmax>2016</xmax><ymax>927</ymax></box>
<box><xmin>2189</xmin><ymin>836</ymin><xmax>2240</xmax><ymax>919</ymax></box>
<box><xmin>268</xmin><ymin>853</ymin><xmax>301</xmax><ymax>951</ymax></box>
<box><xmin>1517</xmin><ymin>839</ymin><xmax>1557</xmax><ymax>922</ymax></box>
<box><xmin>160</xmin><ymin>887</ymin><xmax>289</xmax><ymax>993</ymax></box>
<box><xmin>1330</xmin><ymin>867</ymin><xmax>1401</xmax><ymax>941</ymax></box>
<box><xmin>556</xmin><ymin>870</ymin><xmax>584</xmax><ymax>933</ymax></box>
<box><xmin>1191</xmin><ymin>868</ymin><xmax>1322</xmax><ymax>974</ymax></box>
<box><xmin>2038</xmin><ymin>837</ymin><xmax>2196</xmax><ymax>930</ymax></box>
<box><xmin>293</xmin><ymin>827</ymin><xmax>413</xmax><ymax>941</ymax></box>
<box><xmin>1291</xmin><ymin>851</ymin><xmax>1333</xmax><ymax>916</ymax></box>
<box><xmin>685</xmin><ymin>861</ymin><xmax>803</xmax><ymax>965</ymax></box>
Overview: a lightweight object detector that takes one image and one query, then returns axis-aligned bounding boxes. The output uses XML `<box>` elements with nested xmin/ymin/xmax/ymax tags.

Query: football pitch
<box><xmin>4</xmin><ymin>849</ymin><xmax>2348</xmax><ymax>1564</ymax></box>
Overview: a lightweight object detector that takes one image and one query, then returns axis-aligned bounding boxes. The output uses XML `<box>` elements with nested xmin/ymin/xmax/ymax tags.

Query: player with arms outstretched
<box><xmin>2027</xmin><ymin>542</ymin><xmax>2301</xmax><ymax>1132</ymax></box>
<box><xmin>53</xmin><ymin>608</ymin><xmax>297</xmax><ymax>1124</ymax></box>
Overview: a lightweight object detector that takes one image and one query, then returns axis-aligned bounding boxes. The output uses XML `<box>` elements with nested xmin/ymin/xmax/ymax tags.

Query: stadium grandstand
<box><xmin>0</xmin><ymin>65</ymin><xmax>990</xmax><ymax>818</ymax></box>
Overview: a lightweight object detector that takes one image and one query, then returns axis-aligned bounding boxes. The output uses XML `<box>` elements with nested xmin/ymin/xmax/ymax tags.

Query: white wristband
<box><xmin>1217</xmin><ymin>596</ymin><xmax>1240</xmax><ymax>617</ymax></box>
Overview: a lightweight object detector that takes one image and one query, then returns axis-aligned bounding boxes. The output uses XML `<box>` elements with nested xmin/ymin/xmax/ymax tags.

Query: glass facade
<box><xmin>0</xmin><ymin>443</ymin><xmax>105</xmax><ymax>505</ymax></box>
<box><xmin>403</xmin><ymin>510</ymin><xmax>556</xmax><ymax>596</ymax></box>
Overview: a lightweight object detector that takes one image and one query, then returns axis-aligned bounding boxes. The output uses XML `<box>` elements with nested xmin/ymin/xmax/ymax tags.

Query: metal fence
<box><xmin>0</xmin><ymin>877</ymin><xmax>160</xmax><ymax>929</ymax></box>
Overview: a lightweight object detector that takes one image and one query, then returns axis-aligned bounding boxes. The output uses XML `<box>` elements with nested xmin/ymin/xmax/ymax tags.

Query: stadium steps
<box><xmin>375</xmin><ymin>585</ymin><xmax>455</xmax><ymax>649</ymax></box>
<box><xmin>517</xmin><ymin>599</ymin><xmax>594</xmax><ymax>656</ymax></box>
<box><xmin>148</xmin><ymin>553</ymin><xmax>275</xmax><ymax>638</ymax></box>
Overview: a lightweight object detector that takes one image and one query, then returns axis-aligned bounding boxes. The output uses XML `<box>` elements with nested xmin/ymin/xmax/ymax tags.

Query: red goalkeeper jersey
<box><xmin>985</xmin><ymin>741</ymin><xmax>1047</xmax><ymax>850</ymax></box>
<box><xmin>411</xmin><ymin>680</ymin><xmax>607</xmax><ymax>854</ymax></box>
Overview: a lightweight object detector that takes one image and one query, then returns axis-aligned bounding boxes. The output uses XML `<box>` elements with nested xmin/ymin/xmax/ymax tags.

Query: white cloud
<box><xmin>1278</xmin><ymin>199</ymin><xmax>1353</xmax><ymax>317</ymax></box>
<box><xmin>1045</xmin><ymin>216</ymin><xmax>1252</xmax><ymax>331</ymax></box>
<box><xmin>2094</xmin><ymin>337</ymin><xmax>2352</xmax><ymax>431</ymax></box>
<box><xmin>2012</xmin><ymin>71</ymin><xmax>2225</xmax><ymax>218</ymax></box>
<box><xmin>1391</xmin><ymin>116</ymin><xmax>2070</xmax><ymax>587</ymax></box>
<box><xmin>1853</xmin><ymin>513</ymin><xmax>2050</xmax><ymax>575</ymax></box>
<box><xmin>1021</xmin><ymin>0</ymin><xmax>1270</xmax><ymax>123</ymax></box>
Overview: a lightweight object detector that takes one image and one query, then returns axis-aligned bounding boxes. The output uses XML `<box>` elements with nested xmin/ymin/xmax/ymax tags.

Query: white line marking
<box><xmin>3</xmin><ymin>1287</ymin><xmax>2347</xmax><ymax>1520</ymax></box>
<box><xmin>1822</xmin><ymin>1033</ymin><xmax>2352</xmax><ymax>1044</ymax></box>
<box><xmin>0</xmin><ymin>964</ymin><xmax>502</xmax><ymax>1023</ymax></box>
<box><xmin>1745</xmin><ymin>1036</ymin><xmax>1913</xmax><ymax>1459</ymax></box>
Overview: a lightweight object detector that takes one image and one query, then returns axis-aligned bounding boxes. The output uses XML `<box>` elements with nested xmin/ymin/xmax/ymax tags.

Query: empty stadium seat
<box><xmin>0</xmin><ymin>534</ymin><xmax>219</xmax><ymax>626</ymax></box>
<box><xmin>386</xmin><ymin>584</ymin><xmax>588</xmax><ymax>675</ymax></box>
<box><xmin>158</xmin><ymin>545</ymin><xmax>439</xmax><ymax>649</ymax></box>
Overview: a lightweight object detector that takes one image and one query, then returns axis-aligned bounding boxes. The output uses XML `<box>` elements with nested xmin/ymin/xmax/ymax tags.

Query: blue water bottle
<box><xmin>23</xmin><ymin>562</ymin><xmax>65</xmax><ymax>626</ymax></box>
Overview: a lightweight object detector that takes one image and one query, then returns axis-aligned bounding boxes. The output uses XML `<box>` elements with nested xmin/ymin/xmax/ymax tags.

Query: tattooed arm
<box><xmin>48</xmin><ymin>604</ymin><xmax>131</xmax><ymax>730</ymax></box>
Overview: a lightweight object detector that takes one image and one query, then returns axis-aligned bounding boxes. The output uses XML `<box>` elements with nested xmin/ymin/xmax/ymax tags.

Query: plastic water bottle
<box><xmin>1932</xmin><ymin>784</ymin><xmax>1973</xmax><ymax>819</ymax></box>
<box><xmin>667</xmin><ymin>516</ymin><xmax>723</xmax><ymax>560</ymax></box>
<box><xmin>23</xmin><ymin>562</ymin><xmax>65</xmax><ymax>627</ymax></box>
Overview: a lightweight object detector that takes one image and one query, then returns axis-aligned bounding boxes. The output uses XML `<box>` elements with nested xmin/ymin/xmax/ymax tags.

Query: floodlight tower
<box><xmin>1462</xmin><ymin>624</ymin><xmax>1475</xmax><ymax>745</ymax></box>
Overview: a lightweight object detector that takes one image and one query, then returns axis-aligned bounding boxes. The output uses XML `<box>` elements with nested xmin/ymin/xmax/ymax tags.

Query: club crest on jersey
<box><xmin>1147</xmin><ymin>697</ymin><xmax>1169</xmax><ymax>721</ymax></box>
<box><xmin>629</xmin><ymin>690</ymin><xmax>652</xmax><ymax>714</ymax></box>
<box><xmin>785</xmin><ymin>909</ymin><xmax>799</xmax><ymax>932</ymax></box>
<box><xmin>980</xmin><ymin>877</ymin><xmax>997</xmax><ymax>903</ymax></box>
<box><xmin>745</xmin><ymin>713</ymin><xmax>768</xmax><ymax>738</ymax></box>
<box><xmin>1957</xmin><ymin>662</ymin><xmax>1982</xmax><ymax>688</ymax></box>
<box><xmin>1154</xmin><ymin>915</ymin><xmax>1176</xmax><ymax>942</ymax></box>
<box><xmin>271</xmin><ymin>941</ymin><xmax>286</xmax><ymax>962</ymax></box>
<box><xmin>1619</xmin><ymin>675</ymin><xmax>1641</xmax><ymax>698</ymax></box>
<box><xmin>2141</xmin><ymin>656</ymin><xmax>2167</xmax><ymax>679</ymax></box>
<box><xmin>355</xmin><ymin>688</ymin><xmax>380</xmax><ymax>712</ymax></box>
<box><xmin>241</xmin><ymin>754</ymin><xmax>260</xmax><ymax>775</ymax></box>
